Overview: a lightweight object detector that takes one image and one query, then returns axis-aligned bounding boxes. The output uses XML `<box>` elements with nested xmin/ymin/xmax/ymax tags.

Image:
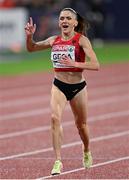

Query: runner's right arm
<box><xmin>25</xmin><ymin>17</ymin><xmax>55</xmax><ymax>52</ymax></box>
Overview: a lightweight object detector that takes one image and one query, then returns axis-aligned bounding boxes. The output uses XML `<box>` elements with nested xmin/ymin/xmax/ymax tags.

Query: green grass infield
<box><xmin>0</xmin><ymin>42</ymin><xmax>129</xmax><ymax>76</ymax></box>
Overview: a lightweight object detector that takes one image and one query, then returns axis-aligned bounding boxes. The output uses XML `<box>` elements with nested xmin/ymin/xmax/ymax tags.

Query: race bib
<box><xmin>51</xmin><ymin>45</ymin><xmax>75</xmax><ymax>68</ymax></box>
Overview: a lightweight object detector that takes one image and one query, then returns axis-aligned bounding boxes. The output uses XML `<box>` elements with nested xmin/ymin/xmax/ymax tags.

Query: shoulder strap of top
<box><xmin>74</xmin><ymin>33</ymin><xmax>82</xmax><ymax>40</ymax></box>
<box><xmin>70</xmin><ymin>33</ymin><xmax>82</xmax><ymax>45</ymax></box>
<box><xmin>52</xmin><ymin>36</ymin><xmax>60</xmax><ymax>44</ymax></box>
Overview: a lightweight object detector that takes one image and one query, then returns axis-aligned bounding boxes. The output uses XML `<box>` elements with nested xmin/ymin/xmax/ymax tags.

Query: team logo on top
<box><xmin>68</xmin><ymin>46</ymin><xmax>74</xmax><ymax>52</ymax></box>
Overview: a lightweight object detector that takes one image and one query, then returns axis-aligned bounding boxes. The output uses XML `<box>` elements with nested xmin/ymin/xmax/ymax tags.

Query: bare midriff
<box><xmin>54</xmin><ymin>71</ymin><xmax>85</xmax><ymax>84</ymax></box>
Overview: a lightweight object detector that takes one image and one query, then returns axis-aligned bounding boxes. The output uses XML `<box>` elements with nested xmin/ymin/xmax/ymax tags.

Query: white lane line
<box><xmin>90</xmin><ymin>83</ymin><xmax>129</xmax><ymax>96</ymax></box>
<box><xmin>0</xmin><ymin>85</ymin><xmax>49</xmax><ymax>96</ymax></box>
<box><xmin>0</xmin><ymin>74</ymin><xmax>127</xmax><ymax>94</ymax></box>
<box><xmin>0</xmin><ymin>130</ymin><xmax>129</xmax><ymax>161</ymax></box>
<box><xmin>0</xmin><ymin>81</ymin><xmax>128</xmax><ymax>97</ymax></box>
<box><xmin>0</xmin><ymin>96</ymin><xmax>50</xmax><ymax>108</ymax></box>
<box><xmin>0</xmin><ymin>94</ymin><xmax>129</xmax><ymax>121</ymax></box>
<box><xmin>89</xmin><ymin>94</ymin><xmax>129</xmax><ymax>106</ymax></box>
<box><xmin>0</xmin><ymin>108</ymin><xmax>50</xmax><ymax>121</ymax></box>
<box><xmin>0</xmin><ymin>110</ymin><xmax>129</xmax><ymax>139</ymax></box>
<box><xmin>0</xmin><ymin>83</ymin><xmax>128</xmax><ymax>108</ymax></box>
<box><xmin>39</xmin><ymin>156</ymin><xmax>129</xmax><ymax>179</ymax></box>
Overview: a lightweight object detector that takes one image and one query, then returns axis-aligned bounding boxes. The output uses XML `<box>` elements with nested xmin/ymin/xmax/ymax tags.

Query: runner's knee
<box><xmin>51</xmin><ymin>114</ymin><xmax>61</xmax><ymax>128</ymax></box>
<box><xmin>75</xmin><ymin>121</ymin><xmax>87</xmax><ymax>131</ymax></box>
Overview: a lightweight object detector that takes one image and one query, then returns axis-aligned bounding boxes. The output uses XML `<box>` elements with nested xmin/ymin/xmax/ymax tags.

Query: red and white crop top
<box><xmin>51</xmin><ymin>33</ymin><xmax>85</xmax><ymax>72</ymax></box>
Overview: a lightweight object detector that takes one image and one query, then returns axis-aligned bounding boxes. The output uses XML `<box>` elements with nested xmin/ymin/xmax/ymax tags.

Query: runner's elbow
<box><xmin>96</xmin><ymin>62</ymin><xmax>100</xmax><ymax>70</ymax></box>
<box><xmin>26</xmin><ymin>46</ymin><xmax>34</xmax><ymax>52</ymax></box>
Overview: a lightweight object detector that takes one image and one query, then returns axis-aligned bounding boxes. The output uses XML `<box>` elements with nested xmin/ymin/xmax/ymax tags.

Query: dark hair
<box><xmin>61</xmin><ymin>8</ymin><xmax>89</xmax><ymax>36</ymax></box>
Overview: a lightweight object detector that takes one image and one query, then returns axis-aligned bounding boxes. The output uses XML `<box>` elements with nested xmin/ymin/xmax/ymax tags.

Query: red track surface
<box><xmin>0</xmin><ymin>63</ymin><xmax>129</xmax><ymax>179</ymax></box>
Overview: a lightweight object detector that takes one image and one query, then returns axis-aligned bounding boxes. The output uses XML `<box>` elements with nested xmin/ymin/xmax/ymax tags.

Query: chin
<box><xmin>63</xmin><ymin>30</ymin><xmax>70</xmax><ymax>34</ymax></box>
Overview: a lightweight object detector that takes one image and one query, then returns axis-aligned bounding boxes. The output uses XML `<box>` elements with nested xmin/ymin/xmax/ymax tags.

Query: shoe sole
<box><xmin>51</xmin><ymin>164</ymin><xmax>63</xmax><ymax>176</ymax></box>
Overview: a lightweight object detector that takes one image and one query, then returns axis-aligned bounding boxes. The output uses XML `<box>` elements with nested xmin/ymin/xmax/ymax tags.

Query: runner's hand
<box><xmin>59</xmin><ymin>55</ymin><xmax>76</xmax><ymax>67</ymax></box>
<box><xmin>25</xmin><ymin>17</ymin><xmax>36</xmax><ymax>36</ymax></box>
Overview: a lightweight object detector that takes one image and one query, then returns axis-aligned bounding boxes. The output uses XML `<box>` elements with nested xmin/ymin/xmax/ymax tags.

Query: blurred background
<box><xmin>0</xmin><ymin>0</ymin><xmax>129</xmax><ymax>75</ymax></box>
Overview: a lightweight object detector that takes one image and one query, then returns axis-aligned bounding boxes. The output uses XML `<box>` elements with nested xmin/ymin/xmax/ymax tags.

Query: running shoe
<box><xmin>51</xmin><ymin>160</ymin><xmax>63</xmax><ymax>175</ymax></box>
<box><xmin>83</xmin><ymin>151</ymin><xmax>93</xmax><ymax>168</ymax></box>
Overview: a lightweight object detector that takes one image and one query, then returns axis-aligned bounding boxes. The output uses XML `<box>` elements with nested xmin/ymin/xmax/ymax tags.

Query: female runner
<box><xmin>25</xmin><ymin>7</ymin><xmax>100</xmax><ymax>175</ymax></box>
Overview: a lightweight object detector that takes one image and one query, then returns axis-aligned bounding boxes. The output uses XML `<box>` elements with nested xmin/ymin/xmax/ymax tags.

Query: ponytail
<box><xmin>75</xmin><ymin>13</ymin><xmax>89</xmax><ymax>36</ymax></box>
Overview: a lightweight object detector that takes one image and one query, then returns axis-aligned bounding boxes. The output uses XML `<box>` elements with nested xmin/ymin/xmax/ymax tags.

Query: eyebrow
<box><xmin>59</xmin><ymin>16</ymin><xmax>74</xmax><ymax>20</ymax></box>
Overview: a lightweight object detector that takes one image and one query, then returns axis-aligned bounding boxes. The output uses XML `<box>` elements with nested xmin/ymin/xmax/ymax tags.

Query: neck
<box><xmin>62</xmin><ymin>32</ymin><xmax>75</xmax><ymax>40</ymax></box>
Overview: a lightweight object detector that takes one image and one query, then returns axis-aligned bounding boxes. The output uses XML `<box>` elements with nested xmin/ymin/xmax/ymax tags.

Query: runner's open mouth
<box><xmin>62</xmin><ymin>25</ymin><xmax>69</xmax><ymax>28</ymax></box>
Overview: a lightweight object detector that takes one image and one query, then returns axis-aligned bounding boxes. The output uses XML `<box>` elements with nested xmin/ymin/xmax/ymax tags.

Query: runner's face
<box><xmin>59</xmin><ymin>11</ymin><xmax>78</xmax><ymax>34</ymax></box>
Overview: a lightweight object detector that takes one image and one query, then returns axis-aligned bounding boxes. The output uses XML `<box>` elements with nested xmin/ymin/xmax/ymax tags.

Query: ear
<box><xmin>59</xmin><ymin>22</ymin><xmax>61</xmax><ymax>28</ymax></box>
<box><xmin>74</xmin><ymin>20</ymin><xmax>78</xmax><ymax>27</ymax></box>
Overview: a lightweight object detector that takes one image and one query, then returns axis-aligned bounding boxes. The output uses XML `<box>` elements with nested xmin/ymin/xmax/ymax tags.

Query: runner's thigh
<box><xmin>70</xmin><ymin>87</ymin><xmax>88</xmax><ymax>122</ymax></box>
<box><xmin>50</xmin><ymin>84</ymin><xmax>67</xmax><ymax>119</ymax></box>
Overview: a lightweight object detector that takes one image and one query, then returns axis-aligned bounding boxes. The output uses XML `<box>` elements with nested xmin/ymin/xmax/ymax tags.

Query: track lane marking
<box><xmin>0</xmin><ymin>94</ymin><xmax>129</xmax><ymax>121</ymax></box>
<box><xmin>0</xmin><ymin>110</ymin><xmax>129</xmax><ymax>139</ymax></box>
<box><xmin>0</xmin><ymin>96</ymin><xmax>50</xmax><ymax>108</ymax></box>
<box><xmin>0</xmin><ymin>130</ymin><xmax>129</xmax><ymax>161</ymax></box>
<box><xmin>0</xmin><ymin>81</ymin><xmax>128</xmax><ymax>97</ymax></box>
<box><xmin>38</xmin><ymin>156</ymin><xmax>129</xmax><ymax>179</ymax></box>
<box><xmin>0</xmin><ymin>83</ymin><xmax>128</xmax><ymax>107</ymax></box>
<box><xmin>0</xmin><ymin>74</ymin><xmax>127</xmax><ymax>93</ymax></box>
